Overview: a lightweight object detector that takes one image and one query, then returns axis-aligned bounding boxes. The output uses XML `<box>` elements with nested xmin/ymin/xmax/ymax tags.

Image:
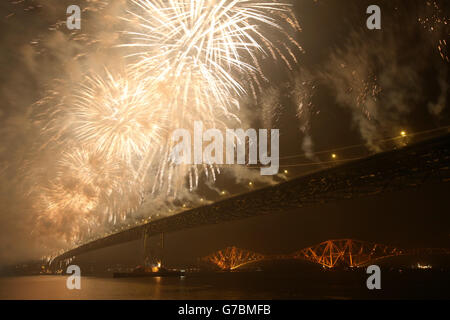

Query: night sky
<box><xmin>0</xmin><ymin>0</ymin><xmax>448</xmax><ymax>265</ymax></box>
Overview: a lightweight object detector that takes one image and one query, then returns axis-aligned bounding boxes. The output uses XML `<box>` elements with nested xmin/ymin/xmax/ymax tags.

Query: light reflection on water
<box><xmin>0</xmin><ymin>270</ymin><xmax>448</xmax><ymax>299</ymax></box>
<box><xmin>0</xmin><ymin>273</ymin><xmax>350</xmax><ymax>300</ymax></box>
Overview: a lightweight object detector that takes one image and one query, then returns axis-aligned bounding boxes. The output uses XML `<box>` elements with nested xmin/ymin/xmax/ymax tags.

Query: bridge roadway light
<box><xmin>401</xmin><ymin>130</ymin><xmax>407</xmax><ymax>137</ymax></box>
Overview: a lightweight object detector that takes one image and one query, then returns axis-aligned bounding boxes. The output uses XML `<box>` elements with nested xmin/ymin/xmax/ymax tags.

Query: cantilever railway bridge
<box><xmin>51</xmin><ymin>133</ymin><xmax>450</xmax><ymax>267</ymax></box>
<box><xmin>202</xmin><ymin>240</ymin><xmax>450</xmax><ymax>270</ymax></box>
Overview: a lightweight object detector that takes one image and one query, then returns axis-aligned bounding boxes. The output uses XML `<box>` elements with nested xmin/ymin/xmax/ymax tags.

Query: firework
<box><xmin>122</xmin><ymin>0</ymin><xmax>302</xmax><ymax>118</ymax></box>
<box><xmin>418</xmin><ymin>1</ymin><xmax>449</xmax><ymax>62</ymax></box>
<box><xmin>119</xmin><ymin>0</ymin><xmax>302</xmax><ymax>194</ymax></box>
<box><xmin>70</xmin><ymin>70</ymin><xmax>165</xmax><ymax>164</ymax></box>
<box><xmin>28</xmin><ymin>0</ymin><xmax>302</xmax><ymax>249</ymax></box>
<box><xmin>31</xmin><ymin>147</ymin><xmax>142</xmax><ymax>242</ymax></box>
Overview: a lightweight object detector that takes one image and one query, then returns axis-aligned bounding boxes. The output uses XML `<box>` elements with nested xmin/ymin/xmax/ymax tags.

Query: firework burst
<box><xmin>27</xmin><ymin>0</ymin><xmax>302</xmax><ymax>249</ymax></box>
<box><xmin>70</xmin><ymin>70</ymin><xmax>165</xmax><ymax>164</ymax></box>
<box><xmin>122</xmin><ymin>0</ymin><xmax>302</xmax><ymax>116</ymax></box>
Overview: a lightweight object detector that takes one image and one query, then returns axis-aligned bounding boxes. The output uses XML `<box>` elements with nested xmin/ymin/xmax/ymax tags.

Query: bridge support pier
<box><xmin>142</xmin><ymin>228</ymin><xmax>164</xmax><ymax>270</ymax></box>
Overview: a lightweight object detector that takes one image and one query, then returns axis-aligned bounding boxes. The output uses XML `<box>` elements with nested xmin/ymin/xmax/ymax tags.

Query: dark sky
<box><xmin>211</xmin><ymin>0</ymin><xmax>450</xmax><ymax>194</ymax></box>
<box><xmin>0</xmin><ymin>0</ymin><xmax>448</xmax><ymax>265</ymax></box>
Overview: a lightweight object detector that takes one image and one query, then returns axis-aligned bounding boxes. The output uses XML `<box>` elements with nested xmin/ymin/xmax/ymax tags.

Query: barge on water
<box><xmin>113</xmin><ymin>266</ymin><xmax>184</xmax><ymax>278</ymax></box>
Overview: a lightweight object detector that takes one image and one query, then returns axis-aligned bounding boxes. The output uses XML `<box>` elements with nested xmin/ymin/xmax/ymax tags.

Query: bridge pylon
<box><xmin>142</xmin><ymin>227</ymin><xmax>164</xmax><ymax>269</ymax></box>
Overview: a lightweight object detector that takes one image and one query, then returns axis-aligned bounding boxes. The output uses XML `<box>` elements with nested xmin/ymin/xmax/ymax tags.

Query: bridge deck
<box><xmin>51</xmin><ymin>133</ymin><xmax>450</xmax><ymax>265</ymax></box>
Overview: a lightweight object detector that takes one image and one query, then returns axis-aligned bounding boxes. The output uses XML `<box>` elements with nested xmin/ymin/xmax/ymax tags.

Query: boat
<box><xmin>113</xmin><ymin>266</ymin><xmax>184</xmax><ymax>278</ymax></box>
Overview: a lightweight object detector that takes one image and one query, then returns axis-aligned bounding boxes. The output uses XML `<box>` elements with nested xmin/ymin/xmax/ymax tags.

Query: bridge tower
<box><xmin>142</xmin><ymin>228</ymin><xmax>164</xmax><ymax>269</ymax></box>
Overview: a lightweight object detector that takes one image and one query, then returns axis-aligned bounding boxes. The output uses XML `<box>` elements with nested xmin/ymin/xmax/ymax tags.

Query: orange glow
<box><xmin>151</xmin><ymin>266</ymin><xmax>159</xmax><ymax>273</ymax></box>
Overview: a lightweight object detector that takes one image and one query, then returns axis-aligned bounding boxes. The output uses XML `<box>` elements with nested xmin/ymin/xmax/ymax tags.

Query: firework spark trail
<box><xmin>418</xmin><ymin>1</ymin><xmax>449</xmax><ymax>62</ymax></box>
<box><xmin>121</xmin><ymin>0</ymin><xmax>302</xmax><ymax>119</ymax></box>
<box><xmin>118</xmin><ymin>0</ymin><xmax>302</xmax><ymax>194</ymax></box>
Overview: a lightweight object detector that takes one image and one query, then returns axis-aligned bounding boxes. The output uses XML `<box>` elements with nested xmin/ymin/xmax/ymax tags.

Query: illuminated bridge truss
<box><xmin>203</xmin><ymin>247</ymin><xmax>266</xmax><ymax>271</ymax></box>
<box><xmin>293</xmin><ymin>239</ymin><xmax>405</xmax><ymax>268</ymax></box>
<box><xmin>51</xmin><ymin>134</ymin><xmax>450</xmax><ymax>267</ymax></box>
<box><xmin>202</xmin><ymin>239</ymin><xmax>450</xmax><ymax>270</ymax></box>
